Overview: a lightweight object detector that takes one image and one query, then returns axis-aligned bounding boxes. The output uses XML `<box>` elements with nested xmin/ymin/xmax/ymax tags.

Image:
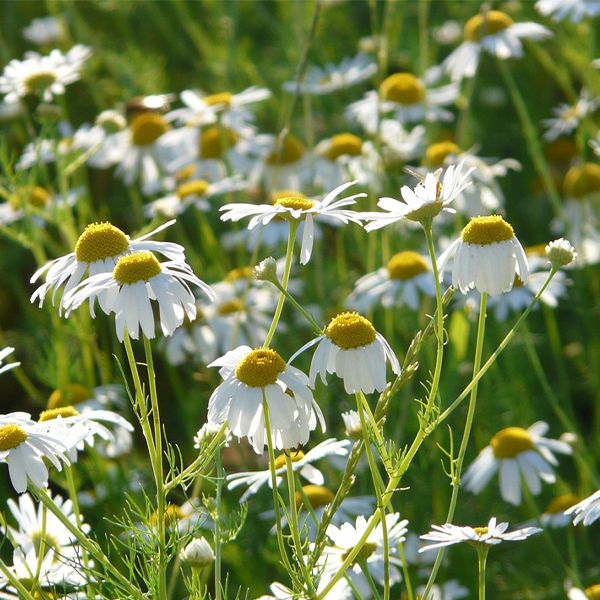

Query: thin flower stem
<box><xmin>270</xmin><ymin>277</ymin><xmax>323</xmax><ymax>335</ymax></box>
<box><xmin>264</xmin><ymin>220</ymin><xmax>299</xmax><ymax>347</ymax></box>
<box><xmin>34</xmin><ymin>503</ymin><xmax>47</xmax><ymax>581</ymax></box>
<box><xmin>422</xmin><ymin>292</ymin><xmax>488</xmax><ymax>597</ymax></box>
<box><xmin>360</xmin><ymin>559</ymin><xmax>383</xmax><ymax>600</ymax></box>
<box><xmin>359</xmin><ymin>392</ymin><xmax>389</xmax><ymax>465</ymax></box>
<box><xmin>214</xmin><ymin>448</ymin><xmax>224</xmax><ymax>600</ymax></box>
<box><xmin>477</xmin><ymin>547</ymin><xmax>488</xmax><ymax>600</ymax></box>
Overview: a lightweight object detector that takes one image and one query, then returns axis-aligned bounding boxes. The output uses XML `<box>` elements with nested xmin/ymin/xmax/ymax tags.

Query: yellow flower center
<box><xmin>491</xmin><ymin>427</ymin><xmax>534</xmax><ymax>459</ymax></box>
<box><xmin>0</xmin><ymin>424</ymin><xmax>28</xmax><ymax>451</ymax></box>
<box><xmin>74</xmin><ymin>222</ymin><xmax>130</xmax><ymax>263</ymax></box>
<box><xmin>424</xmin><ymin>141</ymin><xmax>461</xmax><ymax>166</ymax></box>
<box><xmin>342</xmin><ymin>542</ymin><xmax>378</xmax><ymax>565</ymax></box>
<box><xmin>273</xmin><ymin>196</ymin><xmax>315</xmax><ymax>211</ymax></box>
<box><xmin>217</xmin><ymin>298</ymin><xmax>245</xmax><ymax>316</ymax></box>
<box><xmin>8</xmin><ymin>186</ymin><xmax>50</xmax><ymax>210</ymax></box>
<box><xmin>386</xmin><ymin>251</ymin><xmax>429</xmax><ymax>280</ymax></box>
<box><xmin>526</xmin><ymin>243</ymin><xmax>547</xmax><ymax>257</ymax></box>
<box><xmin>31</xmin><ymin>531</ymin><xmax>60</xmax><ymax>557</ymax></box>
<box><xmin>47</xmin><ymin>384</ymin><xmax>90</xmax><ymax>409</ymax></box>
<box><xmin>585</xmin><ymin>584</ymin><xmax>600</xmax><ymax>599</ymax></box>
<box><xmin>324</xmin><ymin>133</ymin><xmax>363</xmax><ymax>161</ymax></box>
<box><xmin>461</xmin><ymin>215</ymin><xmax>514</xmax><ymax>245</ymax></box>
<box><xmin>203</xmin><ymin>92</ymin><xmax>233</xmax><ymax>107</ymax></box>
<box><xmin>295</xmin><ymin>484</ymin><xmax>334</xmax><ymax>510</ymax></box>
<box><xmin>545</xmin><ymin>493</ymin><xmax>579</xmax><ymax>514</ymax></box>
<box><xmin>25</xmin><ymin>71</ymin><xmax>57</xmax><ymax>93</ymax></box>
<box><xmin>113</xmin><ymin>251</ymin><xmax>162</xmax><ymax>285</ymax></box>
<box><xmin>175</xmin><ymin>164</ymin><xmax>196</xmax><ymax>182</ymax></box>
<box><xmin>225</xmin><ymin>266</ymin><xmax>254</xmax><ymax>281</ymax></box>
<box><xmin>473</xmin><ymin>526</ymin><xmax>489</xmax><ymax>537</ymax></box>
<box><xmin>266</xmin><ymin>135</ymin><xmax>305</xmax><ymax>165</ymax></box>
<box><xmin>563</xmin><ymin>163</ymin><xmax>600</xmax><ymax>199</ymax></box>
<box><xmin>234</xmin><ymin>348</ymin><xmax>286</xmax><ymax>387</ymax></box>
<box><xmin>464</xmin><ymin>11</ymin><xmax>514</xmax><ymax>42</ymax></box>
<box><xmin>325</xmin><ymin>312</ymin><xmax>376</xmax><ymax>349</ymax></box>
<box><xmin>274</xmin><ymin>449</ymin><xmax>305</xmax><ymax>469</ymax></box>
<box><xmin>130</xmin><ymin>112</ymin><xmax>170</xmax><ymax>146</ymax></box>
<box><xmin>39</xmin><ymin>406</ymin><xmax>80</xmax><ymax>422</ymax></box>
<box><xmin>380</xmin><ymin>73</ymin><xmax>425</xmax><ymax>105</ymax></box>
<box><xmin>200</xmin><ymin>126</ymin><xmax>239</xmax><ymax>159</ymax></box>
<box><xmin>151</xmin><ymin>503</ymin><xmax>186</xmax><ymax>527</ymax></box>
<box><xmin>513</xmin><ymin>274</ymin><xmax>525</xmax><ymax>288</ymax></box>
<box><xmin>176</xmin><ymin>179</ymin><xmax>210</xmax><ymax>200</ymax></box>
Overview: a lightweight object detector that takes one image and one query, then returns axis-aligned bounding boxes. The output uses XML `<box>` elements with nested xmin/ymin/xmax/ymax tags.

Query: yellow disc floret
<box><xmin>387</xmin><ymin>251</ymin><xmax>429</xmax><ymax>280</ymax></box>
<box><xmin>563</xmin><ymin>163</ymin><xmax>600</xmax><ymax>199</ymax></box>
<box><xmin>342</xmin><ymin>542</ymin><xmax>378</xmax><ymax>565</ymax></box>
<box><xmin>25</xmin><ymin>72</ymin><xmax>57</xmax><ymax>93</ymax></box>
<box><xmin>235</xmin><ymin>348</ymin><xmax>286</xmax><ymax>387</ymax></box>
<box><xmin>380</xmin><ymin>73</ymin><xmax>425</xmax><ymax>105</ymax></box>
<box><xmin>29</xmin><ymin>186</ymin><xmax>51</xmax><ymax>208</ymax></box>
<box><xmin>424</xmin><ymin>141</ymin><xmax>461</xmax><ymax>166</ymax></box>
<box><xmin>544</xmin><ymin>493</ymin><xmax>578</xmax><ymax>514</ymax></box>
<box><xmin>324</xmin><ymin>133</ymin><xmax>363</xmax><ymax>161</ymax></box>
<box><xmin>47</xmin><ymin>384</ymin><xmax>90</xmax><ymax>409</ymax></box>
<box><xmin>0</xmin><ymin>424</ymin><xmax>28</xmax><ymax>451</ymax></box>
<box><xmin>225</xmin><ymin>266</ymin><xmax>254</xmax><ymax>281</ymax></box>
<box><xmin>585</xmin><ymin>584</ymin><xmax>600</xmax><ymax>600</ymax></box>
<box><xmin>203</xmin><ymin>92</ymin><xmax>233</xmax><ymax>107</ymax></box>
<box><xmin>295</xmin><ymin>484</ymin><xmax>334</xmax><ymax>510</ymax></box>
<box><xmin>216</xmin><ymin>298</ymin><xmax>245</xmax><ymax>316</ymax></box>
<box><xmin>266</xmin><ymin>135</ymin><xmax>304</xmax><ymax>165</ymax></box>
<box><xmin>200</xmin><ymin>126</ymin><xmax>239</xmax><ymax>159</ymax></box>
<box><xmin>274</xmin><ymin>449</ymin><xmax>305</xmax><ymax>469</ymax></box>
<box><xmin>461</xmin><ymin>215</ymin><xmax>514</xmax><ymax>245</ymax></box>
<box><xmin>75</xmin><ymin>222</ymin><xmax>130</xmax><ymax>263</ymax></box>
<box><xmin>39</xmin><ymin>406</ymin><xmax>80</xmax><ymax>422</ymax></box>
<box><xmin>151</xmin><ymin>503</ymin><xmax>186</xmax><ymax>527</ymax></box>
<box><xmin>274</xmin><ymin>196</ymin><xmax>315</xmax><ymax>211</ymax></box>
<box><xmin>130</xmin><ymin>112</ymin><xmax>170</xmax><ymax>146</ymax></box>
<box><xmin>113</xmin><ymin>251</ymin><xmax>162</xmax><ymax>285</ymax></box>
<box><xmin>325</xmin><ymin>312</ymin><xmax>376</xmax><ymax>349</ymax></box>
<box><xmin>176</xmin><ymin>179</ymin><xmax>210</xmax><ymax>200</ymax></box>
<box><xmin>491</xmin><ymin>427</ymin><xmax>534</xmax><ymax>459</ymax></box>
<box><xmin>464</xmin><ymin>11</ymin><xmax>514</xmax><ymax>42</ymax></box>
<box><xmin>473</xmin><ymin>526</ymin><xmax>489</xmax><ymax>537</ymax></box>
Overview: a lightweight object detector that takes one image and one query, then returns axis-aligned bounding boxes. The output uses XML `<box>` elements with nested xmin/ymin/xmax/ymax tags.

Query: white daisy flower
<box><xmin>443</xmin><ymin>10</ymin><xmax>552</xmax><ymax>82</ymax></box>
<box><xmin>566</xmin><ymin>581</ymin><xmax>600</xmax><ymax>600</ymax></box>
<box><xmin>63</xmin><ymin>250</ymin><xmax>214</xmax><ymax>342</ymax></box>
<box><xmin>437</xmin><ymin>215</ymin><xmax>529</xmax><ymax>296</ymax></box>
<box><xmin>347</xmin><ymin>251</ymin><xmax>436</xmax><ymax>312</ymax></box>
<box><xmin>543</xmin><ymin>90</ymin><xmax>598</xmax><ymax>142</ymax></box>
<box><xmin>419</xmin><ymin>517</ymin><xmax>542</xmax><ymax>551</ymax></box>
<box><xmin>22</xmin><ymin>15</ymin><xmax>67</xmax><ymax>45</ymax></box>
<box><xmin>538</xmin><ymin>493</ymin><xmax>580</xmax><ymax>528</ymax></box>
<box><xmin>363</xmin><ymin>161</ymin><xmax>473</xmax><ymax>229</ymax></box>
<box><xmin>30</xmin><ymin>220</ymin><xmax>185</xmax><ymax>314</ymax></box>
<box><xmin>0</xmin><ymin>412</ymin><xmax>73</xmax><ymax>493</ymax></box>
<box><xmin>0</xmin><ymin>347</ymin><xmax>19</xmax><ymax>376</ymax></box>
<box><xmin>194</xmin><ymin>421</ymin><xmax>232</xmax><ymax>449</ymax></box>
<box><xmin>0</xmin><ymin>45</ymin><xmax>91</xmax><ymax>103</ymax></box>
<box><xmin>462</xmin><ymin>421</ymin><xmax>572</xmax><ymax>506</ymax></box>
<box><xmin>290</xmin><ymin>312</ymin><xmax>400</xmax><ymax>395</ymax></box>
<box><xmin>536</xmin><ymin>0</ymin><xmax>600</xmax><ymax>23</ymax></box>
<box><xmin>15</xmin><ymin>132</ymin><xmax>74</xmax><ymax>171</ymax></box>
<box><xmin>415</xmin><ymin>580</ymin><xmax>470</xmax><ymax>600</ymax></box>
<box><xmin>565</xmin><ymin>489</ymin><xmax>600</xmax><ymax>526</ymax></box>
<box><xmin>220</xmin><ymin>181</ymin><xmax>366</xmax><ymax>265</ymax></box>
<box><xmin>257</xmin><ymin>580</ymin><xmax>351</xmax><ymax>600</ymax></box>
<box><xmin>433</xmin><ymin>20</ymin><xmax>463</xmax><ymax>45</ymax></box>
<box><xmin>380</xmin><ymin>121</ymin><xmax>426</xmax><ymax>164</ymax></box>
<box><xmin>161</xmin><ymin>319</ymin><xmax>218</xmax><ymax>366</ymax></box>
<box><xmin>283</xmin><ymin>54</ymin><xmax>376</xmax><ymax>95</ymax></box>
<box><xmin>315</xmin><ymin>513</ymin><xmax>409</xmax><ymax>595</ymax></box>
<box><xmin>207</xmin><ymin>345</ymin><xmax>325</xmax><ymax>454</ymax></box>
<box><xmin>341</xmin><ymin>410</ymin><xmax>362</xmax><ymax>439</ymax></box>
<box><xmin>226</xmin><ymin>438</ymin><xmax>351</xmax><ymax>501</ymax></box>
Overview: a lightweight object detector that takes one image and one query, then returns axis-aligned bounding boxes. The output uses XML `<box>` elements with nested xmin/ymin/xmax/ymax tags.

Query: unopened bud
<box><xmin>253</xmin><ymin>257</ymin><xmax>279</xmax><ymax>283</ymax></box>
<box><xmin>194</xmin><ymin>422</ymin><xmax>231</xmax><ymax>449</ymax></box>
<box><xmin>180</xmin><ymin>537</ymin><xmax>214</xmax><ymax>568</ymax></box>
<box><xmin>96</xmin><ymin>110</ymin><xmax>127</xmax><ymax>133</ymax></box>
<box><xmin>545</xmin><ymin>238</ymin><xmax>577</xmax><ymax>268</ymax></box>
<box><xmin>341</xmin><ymin>410</ymin><xmax>362</xmax><ymax>440</ymax></box>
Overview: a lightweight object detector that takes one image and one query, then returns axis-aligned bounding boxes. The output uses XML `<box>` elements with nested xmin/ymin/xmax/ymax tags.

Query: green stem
<box><xmin>264</xmin><ymin>220</ymin><xmax>299</xmax><ymax>346</ymax></box>
<box><xmin>0</xmin><ymin>558</ymin><xmax>36</xmax><ymax>600</ymax></box>
<box><xmin>477</xmin><ymin>547</ymin><xmax>488</xmax><ymax>600</ymax></box>
<box><xmin>214</xmin><ymin>449</ymin><xmax>224</xmax><ymax>600</ymax></box>
<box><xmin>270</xmin><ymin>278</ymin><xmax>322</xmax><ymax>336</ymax></box>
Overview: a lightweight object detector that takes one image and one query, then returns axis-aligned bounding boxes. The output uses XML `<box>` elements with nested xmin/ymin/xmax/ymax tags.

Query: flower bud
<box><xmin>545</xmin><ymin>238</ymin><xmax>577</xmax><ymax>268</ymax></box>
<box><xmin>180</xmin><ymin>537</ymin><xmax>214</xmax><ymax>568</ymax></box>
<box><xmin>253</xmin><ymin>257</ymin><xmax>278</xmax><ymax>283</ymax></box>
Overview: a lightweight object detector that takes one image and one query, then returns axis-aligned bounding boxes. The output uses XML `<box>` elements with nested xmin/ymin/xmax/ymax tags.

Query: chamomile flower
<box><xmin>347</xmin><ymin>251</ymin><xmax>436</xmax><ymax>312</ymax></box>
<box><xmin>63</xmin><ymin>250</ymin><xmax>214</xmax><ymax>342</ymax></box>
<box><xmin>220</xmin><ymin>181</ymin><xmax>366</xmax><ymax>265</ymax></box>
<box><xmin>315</xmin><ymin>513</ymin><xmax>409</xmax><ymax>594</ymax></box>
<box><xmin>0</xmin><ymin>412</ymin><xmax>72</xmax><ymax>493</ymax></box>
<box><xmin>0</xmin><ymin>347</ymin><xmax>19</xmax><ymax>376</ymax></box>
<box><xmin>0</xmin><ymin>45</ymin><xmax>92</xmax><ymax>103</ymax></box>
<box><xmin>291</xmin><ymin>312</ymin><xmax>400</xmax><ymax>395</ymax></box>
<box><xmin>443</xmin><ymin>10</ymin><xmax>552</xmax><ymax>82</ymax></box>
<box><xmin>30</xmin><ymin>220</ymin><xmax>185</xmax><ymax>314</ymax></box>
<box><xmin>207</xmin><ymin>345</ymin><xmax>325</xmax><ymax>454</ymax></box>
<box><xmin>362</xmin><ymin>162</ymin><xmax>473</xmax><ymax>229</ymax></box>
<box><xmin>543</xmin><ymin>90</ymin><xmax>598</xmax><ymax>142</ymax></box>
<box><xmin>437</xmin><ymin>215</ymin><xmax>529</xmax><ymax>296</ymax></box>
<box><xmin>538</xmin><ymin>493</ymin><xmax>580</xmax><ymax>527</ymax></box>
<box><xmin>419</xmin><ymin>517</ymin><xmax>542</xmax><ymax>551</ymax></box>
<box><xmin>536</xmin><ymin>0</ymin><xmax>600</xmax><ymax>23</ymax></box>
<box><xmin>22</xmin><ymin>16</ymin><xmax>67</xmax><ymax>45</ymax></box>
<box><xmin>380</xmin><ymin>121</ymin><xmax>426</xmax><ymax>164</ymax></box>
<box><xmin>565</xmin><ymin>489</ymin><xmax>600</xmax><ymax>526</ymax></box>
<box><xmin>341</xmin><ymin>410</ymin><xmax>362</xmax><ymax>439</ymax></box>
<box><xmin>226</xmin><ymin>438</ymin><xmax>351</xmax><ymax>501</ymax></box>
<box><xmin>567</xmin><ymin>582</ymin><xmax>600</xmax><ymax>600</ymax></box>
<box><xmin>462</xmin><ymin>421</ymin><xmax>572</xmax><ymax>505</ymax></box>
<box><xmin>282</xmin><ymin>54</ymin><xmax>376</xmax><ymax>95</ymax></box>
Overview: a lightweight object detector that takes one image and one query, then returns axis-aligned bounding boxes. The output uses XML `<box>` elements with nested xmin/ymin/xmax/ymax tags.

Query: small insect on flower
<box><xmin>207</xmin><ymin>345</ymin><xmax>325</xmax><ymax>454</ymax></box>
<box><xmin>437</xmin><ymin>215</ymin><xmax>529</xmax><ymax>296</ymax></box>
<box><xmin>290</xmin><ymin>312</ymin><xmax>400</xmax><ymax>395</ymax></box>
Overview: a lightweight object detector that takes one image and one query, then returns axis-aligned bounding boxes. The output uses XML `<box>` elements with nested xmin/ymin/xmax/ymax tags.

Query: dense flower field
<box><xmin>0</xmin><ymin>1</ymin><xmax>599</xmax><ymax>599</ymax></box>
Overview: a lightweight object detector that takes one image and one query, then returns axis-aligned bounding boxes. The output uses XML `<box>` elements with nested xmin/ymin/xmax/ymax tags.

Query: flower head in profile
<box><xmin>220</xmin><ymin>181</ymin><xmax>366</xmax><ymax>264</ymax></box>
<box><xmin>443</xmin><ymin>10</ymin><xmax>551</xmax><ymax>82</ymax></box>
<box><xmin>0</xmin><ymin>347</ymin><xmax>19</xmax><ymax>377</ymax></box>
<box><xmin>207</xmin><ymin>345</ymin><xmax>325</xmax><ymax>454</ymax></box>
<box><xmin>565</xmin><ymin>489</ymin><xmax>600</xmax><ymax>526</ymax></box>
<box><xmin>363</xmin><ymin>162</ymin><xmax>473</xmax><ymax>229</ymax></box>
<box><xmin>419</xmin><ymin>517</ymin><xmax>541</xmax><ymax>551</ymax></box>
<box><xmin>291</xmin><ymin>312</ymin><xmax>400</xmax><ymax>395</ymax></box>
<box><xmin>462</xmin><ymin>422</ymin><xmax>572</xmax><ymax>505</ymax></box>
<box><xmin>536</xmin><ymin>0</ymin><xmax>600</xmax><ymax>23</ymax></box>
<box><xmin>437</xmin><ymin>215</ymin><xmax>529</xmax><ymax>296</ymax></box>
<box><xmin>543</xmin><ymin>90</ymin><xmax>598</xmax><ymax>142</ymax></box>
<box><xmin>63</xmin><ymin>250</ymin><xmax>214</xmax><ymax>342</ymax></box>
